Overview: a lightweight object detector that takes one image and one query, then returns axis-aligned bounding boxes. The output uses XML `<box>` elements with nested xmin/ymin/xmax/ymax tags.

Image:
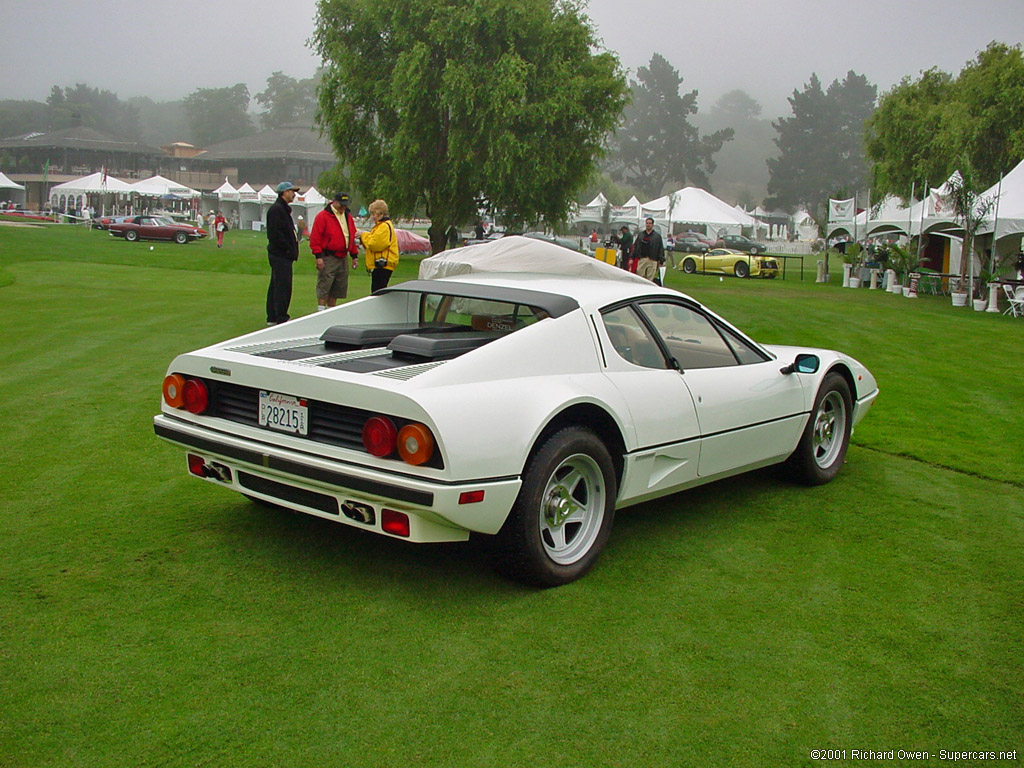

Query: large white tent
<box><xmin>642</xmin><ymin>187</ymin><xmax>756</xmax><ymax>235</ymax></box>
<box><xmin>130</xmin><ymin>175</ymin><xmax>199</xmax><ymax>199</ymax></box>
<box><xmin>979</xmin><ymin>157</ymin><xmax>1024</xmax><ymax>243</ymax></box>
<box><xmin>213</xmin><ymin>178</ymin><xmax>239</xmax><ymax>201</ymax></box>
<box><xmin>0</xmin><ymin>171</ymin><xmax>26</xmax><ymax>206</ymax></box>
<box><xmin>49</xmin><ymin>172</ymin><xmax>133</xmax><ymax>195</ymax></box>
<box><xmin>0</xmin><ymin>171</ymin><xmax>25</xmax><ymax>191</ymax></box>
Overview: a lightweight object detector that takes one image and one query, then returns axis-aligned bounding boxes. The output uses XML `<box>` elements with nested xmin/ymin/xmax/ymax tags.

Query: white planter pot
<box><xmin>849</xmin><ymin>277</ymin><xmax>861</xmax><ymax>288</ymax></box>
<box><xmin>973</xmin><ymin>298</ymin><xmax>988</xmax><ymax>312</ymax></box>
<box><xmin>951</xmin><ymin>291</ymin><xmax>969</xmax><ymax>307</ymax></box>
<box><xmin>890</xmin><ymin>280</ymin><xmax>902</xmax><ymax>294</ymax></box>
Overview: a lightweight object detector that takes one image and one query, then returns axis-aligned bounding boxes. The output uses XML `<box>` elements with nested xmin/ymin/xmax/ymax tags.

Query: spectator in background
<box><xmin>632</xmin><ymin>217</ymin><xmax>665</xmax><ymax>284</ymax></box>
<box><xmin>309</xmin><ymin>193</ymin><xmax>359</xmax><ymax>312</ymax></box>
<box><xmin>265</xmin><ymin>182</ymin><xmax>300</xmax><ymax>325</ymax></box>
<box><xmin>207</xmin><ymin>210</ymin><xmax>216</xmax><ymax>239</ymax></box>
<box><xmin>214</xmin><ymin>210</ymin><xmax>227</xmax><ymax>248</ymax></box>
<box><xmin>361</xmin><ymin>199</ymin><xmax>399</xmax><ymax>293</ymax></box>
<box><xmin>617</xmin><ymin>225</ymin><xmax>634</xmax><ymax>271</ymax></box>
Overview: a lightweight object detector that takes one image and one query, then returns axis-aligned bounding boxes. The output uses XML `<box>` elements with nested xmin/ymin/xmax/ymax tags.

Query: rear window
<box><xmin>420</xmin><ymin>293</ymin><xmax>549</xmax><ymax>333</ymax></box>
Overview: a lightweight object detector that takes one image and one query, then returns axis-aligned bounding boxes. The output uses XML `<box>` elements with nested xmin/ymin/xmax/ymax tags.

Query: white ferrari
<box><xmin>154</xmin><ymin>237</ymin><xmax>878</xmax><ymax>586</ymax></box>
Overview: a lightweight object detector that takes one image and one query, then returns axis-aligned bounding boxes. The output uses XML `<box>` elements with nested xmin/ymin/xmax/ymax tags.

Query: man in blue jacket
<box><xmin>266</xmin><ymin>181</ymin><xmax>300</xmax><ymax>325</ymax></box>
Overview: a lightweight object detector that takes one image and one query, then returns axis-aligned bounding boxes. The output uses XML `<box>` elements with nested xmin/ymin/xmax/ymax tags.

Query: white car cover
<box><xmin>418</xmin><ymin>235</ymin><xmax>652</xmax><ymax>286</ymax></box>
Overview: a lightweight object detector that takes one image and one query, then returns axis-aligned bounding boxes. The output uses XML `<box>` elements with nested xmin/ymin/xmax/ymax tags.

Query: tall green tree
<box><xmin>865</xmin><ymin>68</ymin><xmax>955</xmax><ymax>201</ymax></box>
<box><xmin>765</xmin><ymin>71</ymin><xmax>876</xmax><ymax>215</ymax></box>
<box><xmin>255</xmin><ymin>71</ymin><xmax>320</xmax><ymax>131</ymax></box>
<box><xmin>313</xmin><ymin>0</ymin><xmax>627</xmax><ymax>253</ymax></box>
<box><xmin>45</xmin><ymin>83</ymin><xmax>142</xmax><ymax>140</ymax></box>
<box><xmin>183</xmin><ymin>84</ymin><xmax>255</xmax><ymax>147</ymax></box>
<box><xmin>867</xmin><ymin>42</ymin><xmax>1024</xmax><ymax>201</ymax></box>
<box><xmin>604</xmin><ymin>53</ymin><xmax>731</xmax><ymax>199</ymax></box>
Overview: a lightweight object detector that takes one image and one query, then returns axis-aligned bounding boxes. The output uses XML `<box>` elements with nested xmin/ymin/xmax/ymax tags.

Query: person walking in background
<box><xmin>214</xmin><ymin>210</ymin><xmax>227</xmax><ymax>248</ymax></box>
<box><xmin>207</xmin><ymin>210</ymin><xmax>216</xmax><ymax>239</ymax></box>
<box><xmin>360</xmin><ymin>199</ymin><xmax>399</xmax><ymax>293</ymax></box>
<box><xmin>296</xmin><ymin>215</ymin><xmax>308</xmax><ymax>243</ymax></box>
<box><xmin>617</xmin><ymin>225</ymin><xmax>634</xmax><ymax>271</ymax></box>
<box><xmin>309</xmin><ymin>192</ymin><xmax>359</xmax><ymax>312</ymax></box>
<box><xmin>265</xmin><ymin>182</ymin><xmax>300</xmax><ymax>325</ymax></box>
<box><xmin>632</xmin><ymin>217</ymin><xmax>665</xmax><ymax>284</ymax></box>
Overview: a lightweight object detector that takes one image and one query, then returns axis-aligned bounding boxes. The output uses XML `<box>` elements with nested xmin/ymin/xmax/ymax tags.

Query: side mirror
<box><xmin>780</xmin><ymin>353</ymin><xmax>820</xmax><ymax>375</ymax></box>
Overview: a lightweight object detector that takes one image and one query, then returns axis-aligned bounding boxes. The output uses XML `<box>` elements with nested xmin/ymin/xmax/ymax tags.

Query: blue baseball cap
<box><xmin>276</xmin><ymin>181</ymin><xmax>300</xmax><ymax>194</ymax></box>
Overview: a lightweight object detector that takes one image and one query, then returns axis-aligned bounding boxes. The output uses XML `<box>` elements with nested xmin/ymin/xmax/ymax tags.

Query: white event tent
<box><xmin>642</xmin><ymin>187</ymin><xmax>756</xmax><ymax>236</ymax></box>
<box><xmin>130</xmin><ymin>175</ymin><xmax>199</xmax><ymax>199</ymax></box>
<box><xmin>978</xmin><ymin>157</ymin><xmax>1024</xmax><ymax>246</ymax></box>
<box><xmin>0</xmin><ymin>171</ymin><xmax>26</xmax><ymax>206</ymax></box>
<box><xmin>49</xmin><ymin>172</ymin><xmax>133</xmax><ymax>215</ymax></box>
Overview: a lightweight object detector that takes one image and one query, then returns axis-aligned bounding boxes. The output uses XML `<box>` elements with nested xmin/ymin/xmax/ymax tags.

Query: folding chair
<box><xmin>1010</xmin><ymin>286</ymin><xmax>1024</xmax><ymax>318</ymax></box>
<box><xmin>1002</xmin><ymin>284</ymin><xmax>1017</xmax><ymax>315</ymax></box>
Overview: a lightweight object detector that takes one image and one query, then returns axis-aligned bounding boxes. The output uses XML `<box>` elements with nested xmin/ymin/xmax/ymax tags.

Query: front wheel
<box><xmin>734</xmin><ymin>260</ymin><xmax>750</xmax><ymax>278</ymax></box>
<box><xmin>783</xmin><ymin>372</ymin><xmax>853</xmax><ymax>485</ymax></box>
<box><xmin>174</xmin><ymin>231</ymin><xmax>188</xmax><ymax>244</ymax></box>
<box><xmin>682</xmin><ymin>258</ymin><xmax>697</xmax><ymax>274</ymax></box>
<box><xmin>492</xmin><ymin>427</ymin><xmax>616</xmax><ymax>587</ymax></box>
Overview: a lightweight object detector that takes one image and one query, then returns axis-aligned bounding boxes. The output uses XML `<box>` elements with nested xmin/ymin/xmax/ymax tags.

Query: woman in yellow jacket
<box><xmin>360</xmin><ymin>199</ymin><xmax>400</xmax><ymax>293</ymax></box>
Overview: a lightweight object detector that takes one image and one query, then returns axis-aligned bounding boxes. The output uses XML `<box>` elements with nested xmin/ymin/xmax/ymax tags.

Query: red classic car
<box><xmin>109</xmin><ymin>216</ymin><xmax>206</xmax><ymax>244</ymax></box>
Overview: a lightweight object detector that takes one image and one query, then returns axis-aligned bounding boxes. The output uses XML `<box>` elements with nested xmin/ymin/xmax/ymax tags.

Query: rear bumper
<box><xmin>154</xmin><ymin>414</ymin><xmax>520</xmax><ymax>542</ymax></box>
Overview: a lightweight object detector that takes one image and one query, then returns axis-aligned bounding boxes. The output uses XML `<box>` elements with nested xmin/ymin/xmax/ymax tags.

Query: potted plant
<box><xmin>841</xmin><ymin>243</ymin><xmax>862</xmax><ymax>287</ymax></box>
<box><xmin>946</xmin><ymin>167</ymin><xmax>996</xmax><ymax>308</ymax></box>
<box><xmin>886</xmin><ymin>243</ymin><xmax>923</xmax><ymax>295</ymax></box>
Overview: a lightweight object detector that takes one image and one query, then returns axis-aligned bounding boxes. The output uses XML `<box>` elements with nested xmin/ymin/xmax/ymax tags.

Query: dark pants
<box><xmin>371</xmin><ymin>267</ymin><xmax>392</xmax><ymax>293</ymax></box>
<box><xmin>267</xmin><ymin>254</ymin><xmax>294</xmax><ymax>324</ymax></box>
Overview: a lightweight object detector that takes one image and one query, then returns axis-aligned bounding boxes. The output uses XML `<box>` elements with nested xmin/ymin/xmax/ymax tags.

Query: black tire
<box><xmin>174</xmin><ymin>231</ymin><xmax>188</xmax><ymax>244</ymax></box>
<box><xmin>492</xmin><ymin>427</ymin><xmax>617</xmax><ymax>587</ymax></box>
<box><xmin>125</xmin><ymin>230</ymin><xmax>138</xmax><ymax>242</ymax></box>
<box><xmin>783</xmin><ymin>372</ymin><xmax>853</xmax><ymax>485</ymax></box>
<box><xmin>734</xmin><ymin>260</ymin><xmax>750</xmax><ymax>278</ymax></box>
<box><xmin>682</xmin><ymin>257</ymin><xmax>697</xmax><ymax>274</ymax></box>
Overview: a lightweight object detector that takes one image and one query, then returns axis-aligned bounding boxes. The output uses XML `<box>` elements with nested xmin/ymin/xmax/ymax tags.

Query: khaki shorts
<box><xmin>637</xmin><ymin>257</ymin><xmax>660</xmax><ymax>282</ymax></box>
<box><xmin>316</xmin><ymin>254</ymin><xmax>350</xmax><ymax>300</ymax></box>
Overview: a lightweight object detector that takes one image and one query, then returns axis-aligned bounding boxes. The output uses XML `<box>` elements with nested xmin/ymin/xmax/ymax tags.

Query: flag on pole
<box><xmin>828</xmin><ymin>198</ymin><xmax>854</xmax><ymax>222</ymax></box>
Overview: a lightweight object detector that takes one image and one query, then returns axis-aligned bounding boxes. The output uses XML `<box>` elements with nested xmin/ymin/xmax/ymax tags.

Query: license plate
<box><xmin>258</xmin><ymin>391</ymin><xmax>308</xmax><ymax>435</ymax></box>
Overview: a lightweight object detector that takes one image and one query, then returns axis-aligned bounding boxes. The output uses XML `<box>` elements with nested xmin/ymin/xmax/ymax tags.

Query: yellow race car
<box><xmin>679</xmin><ymin>248</ymin><xmax>779</xmax><ymax>279</ymax></box>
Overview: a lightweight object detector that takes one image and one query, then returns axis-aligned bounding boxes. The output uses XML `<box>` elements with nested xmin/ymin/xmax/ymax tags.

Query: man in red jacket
<box><xmin>309</xmin><ymin>192</ymin><xmax>359</xmax><ymax>311</ymax></box>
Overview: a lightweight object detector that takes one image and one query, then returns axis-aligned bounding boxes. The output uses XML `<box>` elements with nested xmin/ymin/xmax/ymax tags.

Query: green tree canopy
<box><xmin>867</xmin><ymin>42</ymin><xmax>1024</xmax><ymax>200</ymax></box>
<box><xmin>604</xmin><ymin>53</ymin><xmax>732</xmax><ymax>199</ymax></box>
<box><xmin>313</xmin><ymin>0</ymin><xmax>627</xmax><ymax>252</ymax></box>
<box><xmin>183</xmin><ymin>84</ymin><xmax>255</xmax><ymax>147</ymax></box>
<box><xmin>255</xmin><ymin>71</ymin><xmax>321</xmax><ymax>131</ymax></box>
<box><xmin>45</xmin><ymin>83</ymin><xmax>142</xmax><ymax>141</ymax></box>
<box><xmin>765</xmin><ymin>71</ymin><xmax>876</xmax><ymax>215</ymax></box>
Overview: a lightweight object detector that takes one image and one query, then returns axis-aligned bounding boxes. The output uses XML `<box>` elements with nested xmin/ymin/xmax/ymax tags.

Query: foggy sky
<box><xmin>2</xmin><ymin>0</ymin><xmax>1021</xmax><ymax>119</ymax></box>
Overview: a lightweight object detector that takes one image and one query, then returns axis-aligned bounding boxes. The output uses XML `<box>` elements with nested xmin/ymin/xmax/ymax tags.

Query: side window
<box><xmin>637</xmin><ymin>302</ymin><xmax>738</xmax><ymax>370</ymax></box>
<box><xmin>601</xmin><ymin>307</ymin><xmax>667</xmax><ymax>369</ymax></box>
<box><xmin>717</xmin><ymin>323</ymin><xmax>769</xmax><ymax>365</ymax></box>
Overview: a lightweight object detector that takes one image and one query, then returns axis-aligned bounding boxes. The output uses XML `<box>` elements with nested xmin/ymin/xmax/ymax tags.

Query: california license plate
<box><xmin>258</xmin><ymin>391</ymin><xmax>308</xmax><ymax>435</ymax></box>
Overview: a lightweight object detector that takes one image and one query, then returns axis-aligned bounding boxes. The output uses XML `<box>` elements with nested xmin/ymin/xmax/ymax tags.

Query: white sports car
<box><xmin>154</xmin><ymin>237</ymin><xmax>878</xmax><ymax>587</ymax></box>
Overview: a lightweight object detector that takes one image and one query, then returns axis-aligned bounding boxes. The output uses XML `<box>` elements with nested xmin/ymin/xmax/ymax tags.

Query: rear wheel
<box><xmin>784</xmin><ymin>372</ymin><xmax>853</xmax><ymax>485</ymax></box>
<box><xmin>682</xmin><ymin>258</ymin><xmax>697</xmax><ymax>274</ymax></box>
<box><xmin>493</xmin><ymin>427</ymin><xmax>616</xmax><ymax>587</ymax></box>
<box><xmin>125</xmin><ymin>230</ymin><xmax>138</xmax><ymax>242</ymax></box>
<box><xmin>734</xmin><ymin>260</ymin><xmax>749</xmax><ymax>278</ymax></box>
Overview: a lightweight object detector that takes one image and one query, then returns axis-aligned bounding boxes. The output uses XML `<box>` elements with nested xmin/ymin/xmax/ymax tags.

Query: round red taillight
<box><xmin>162</xmin><ymin>374</ymin><xmax>186</xmax><ymax>408</ymax></box>
<box><xmin>182</xmin><ymin>379</ymin><xmax>209</xmax><ymax>414</ymax></box>
<box><xmin>362</xmin><ymin>416</ymin><xmax>397</xmax><ymax>457</ymax></box>
<box><xmin>397</xmin><ymin>423</ymin><xmax>435</xmax><ymax>466</ymax></box>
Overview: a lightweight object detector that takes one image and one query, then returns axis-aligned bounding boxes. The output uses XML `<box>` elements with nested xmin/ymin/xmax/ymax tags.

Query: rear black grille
<box><xmin>238</xmin><ymin>471</ymin><xmax>340</xmax><ymax>515</ymax></box>
<box><xmin>202</xmin><ymin>380</ymin><xmax>443</xmax><ymax>468</ymax></box>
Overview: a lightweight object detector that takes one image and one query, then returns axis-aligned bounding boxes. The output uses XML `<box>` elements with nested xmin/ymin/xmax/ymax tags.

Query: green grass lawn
<box><xmin>1</xmin><ymin>224</ymin><xmax>1022</xmax><ymax>766</ymax></box>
